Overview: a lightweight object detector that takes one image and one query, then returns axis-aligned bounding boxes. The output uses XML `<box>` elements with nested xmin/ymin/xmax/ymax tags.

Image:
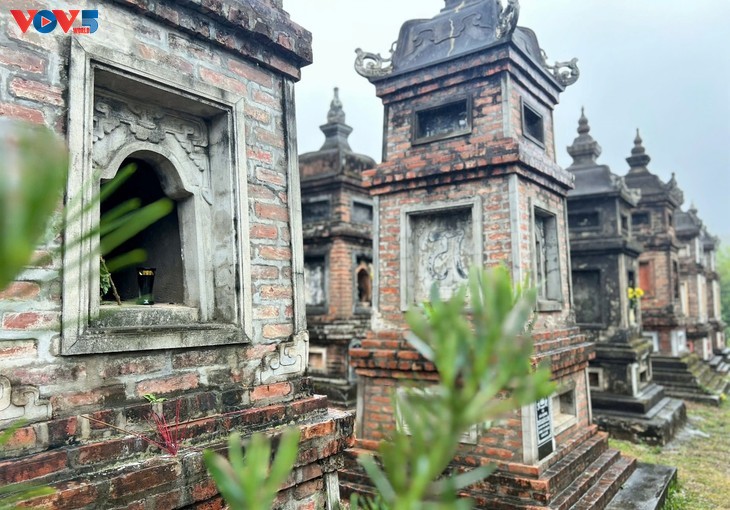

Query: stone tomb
<box><xmin>0</xmin><ymin>2</ymin><xmax>352</xmax><ymax>508</ymax></box>
<box><xmin>342</xmin><ymin>1</ymin><xmax>674</xmax><ymax>508</ymax></box>
<box><xmin>623</xmin><ymin>133</ymin><xmax>727</xmax><ymax>405</ymax></box>
<box><xmin>565</xmin><ymin>110</ymin><xmax>685</xmax><ymax>445</ymax></box>
<box><xmin>299</xmin><ymin>88</ymin><xmax>376</xmax><ymax>409</ymax></box>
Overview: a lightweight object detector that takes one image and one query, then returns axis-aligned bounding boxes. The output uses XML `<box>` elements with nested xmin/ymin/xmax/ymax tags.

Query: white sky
<box><xmin>285</xmin><ymin>1</ymin><xmax>730</xmax><ymax>240</ymax></box>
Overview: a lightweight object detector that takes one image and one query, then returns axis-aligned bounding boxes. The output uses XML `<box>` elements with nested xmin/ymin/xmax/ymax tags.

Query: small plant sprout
<box><xmin>82</xmin><ymin>394</ymin><xmax>186</xmax><ymax>457</ymax></box>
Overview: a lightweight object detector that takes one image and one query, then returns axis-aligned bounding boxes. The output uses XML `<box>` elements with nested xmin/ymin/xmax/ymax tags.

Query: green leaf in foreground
<box><xmin>203</xmin><ymin>428</ymin><xmax>300</xmax><ymax>510</ymax></box>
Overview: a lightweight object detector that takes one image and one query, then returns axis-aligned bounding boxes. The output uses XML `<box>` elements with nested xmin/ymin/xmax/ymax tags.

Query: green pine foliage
<box><xmin>205</xmin><ymin>266</ymin><xmax>555</xmax><ymax>510</ymax></box>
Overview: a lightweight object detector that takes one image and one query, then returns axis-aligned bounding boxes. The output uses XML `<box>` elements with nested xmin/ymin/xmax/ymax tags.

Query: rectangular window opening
<box><xmin>533</xmin><ymin>208</ymin><xmax>562</xmax><ymax>306</ymax></box>
<box><xmin>522</xmin><ymin>100</ymin><xmax>545</xmax><ymax>146</ymax></box>
<box><xmin>413</xmin><ymin>96</ymin><xmax>472</xmax><ymax>144</ymax></box>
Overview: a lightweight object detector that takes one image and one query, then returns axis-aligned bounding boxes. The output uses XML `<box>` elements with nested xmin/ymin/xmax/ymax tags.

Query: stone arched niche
<box><xmin>62</xmin><ymin>46</ymin><xmax>253</xmax><ymax>355</ymax></box>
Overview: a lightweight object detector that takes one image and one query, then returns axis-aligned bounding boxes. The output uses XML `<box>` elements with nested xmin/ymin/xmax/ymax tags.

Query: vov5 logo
<box><xmin>11</xmin><ymin>9</ymin><xmax>99</xmax><ymax>35</ymax></box>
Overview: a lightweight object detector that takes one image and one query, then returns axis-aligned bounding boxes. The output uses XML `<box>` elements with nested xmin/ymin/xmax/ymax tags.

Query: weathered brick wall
<box><xmin>0</xmin><ymin>2</ymin><xmax>355</xmax><ymax>508</ymax></box>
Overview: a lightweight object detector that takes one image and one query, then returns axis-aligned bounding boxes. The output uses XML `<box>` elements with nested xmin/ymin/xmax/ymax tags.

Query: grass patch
<box><xmin>609</xmin><ymin>399</ymin><xmax>730</xmax><ymax>510</ymax></box>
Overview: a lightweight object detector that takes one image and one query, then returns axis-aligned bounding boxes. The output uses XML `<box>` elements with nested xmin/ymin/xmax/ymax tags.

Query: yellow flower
<box><xmin>635</xmin><ymin>288</ymin><xmax>644</xmax><ymax>298</ymax></box>
<box><xmin>628</xmin><ymin>288</ymin><xmax>636</xmax><ymax>299</ymax></box>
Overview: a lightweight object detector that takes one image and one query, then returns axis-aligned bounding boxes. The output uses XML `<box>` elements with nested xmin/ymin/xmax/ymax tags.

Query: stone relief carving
<box><xmin>257</xmin><ymin>330</ymin><xmax>308</xmax><ymax>384</ymax></box>
<box><xmin>540</xmin><ymin>50</ymin><xmax>580</xmax><ymax>87</ymax></box>
<box><xmin>411</xmin><ymin>210</ymin><xmax>472</xmax><ymax>304</ymax></box>
<box><xmin>0</xmin><ymin>376</ymin><xmax>51</xmax><ymax>426</ymax></box>
<box><xmin>92</xmin><ymin>93</ymin><xmax>212</xmax><ymax>203</ymax></box>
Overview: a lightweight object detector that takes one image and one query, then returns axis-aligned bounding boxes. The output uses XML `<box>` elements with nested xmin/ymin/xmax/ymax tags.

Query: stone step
<box><xmin>709</xmin><ymin>356</ymin><xmax>722</xmax><ymax>368</ymax></box>
<box><xmin>605</xmin><ymin>463</ymin><xmax>677</xmax><ymax>510</ymax></box>
<box><xmin>593</xmin><ymin>397</ymin><xmax>686</xmax><ymax>446</ymax></box>
<box><xmin>573</xmin><ymin>455</ymin><xmax>636</xmax><ymax>510</ymax></box>
<box><xmin>590</xmin><ymin>384</ymin><xmax>665</xmax><ymax>415</ymax></box>
<box><xmin>549</xmin><ymin>450</ymin><xmax>623</xmax><ymax>510</ymax></box>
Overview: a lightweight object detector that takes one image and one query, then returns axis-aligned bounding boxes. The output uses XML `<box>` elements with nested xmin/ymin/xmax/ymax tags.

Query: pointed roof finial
<box><xmin>631</xmin><ymin>129</ymin><xmax>646</xmax><ymax>156</ymax></box>
<box><xmin>577</xmin><ymin>106</ymin><xmax>589</xmax><ymax>135</ymax></box>
<box><xmin>566</xmin><ymin>107</ymin><xmax>601</xmax><ymax>166</ymax></box>
<box><xmin>626</xmin><ymin>128</ymin><xmax>651</xmax><ymax>171</ymax></box>
<box><xmin>320</xmin><ymin>87</ymin><xmax>353</xmax><ymax>151</ymax></box>
<box><xmin>327</xmin><ymin>87</ymin><xmax>346</xmax><ymax>125</ymax></box>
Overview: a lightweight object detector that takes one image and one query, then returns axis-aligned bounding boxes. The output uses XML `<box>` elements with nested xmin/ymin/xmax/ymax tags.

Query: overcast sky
<box><xmin>285</xmin><ymin>1</ymin><xmax>730</xmax><ymax>241</ymax></box>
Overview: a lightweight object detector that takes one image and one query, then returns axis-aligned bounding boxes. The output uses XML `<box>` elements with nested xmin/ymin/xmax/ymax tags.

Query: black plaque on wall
<box><xmin>535</xmin><ymin>397</ymin><xmax>554</xmax><ymax>460</ymax></box>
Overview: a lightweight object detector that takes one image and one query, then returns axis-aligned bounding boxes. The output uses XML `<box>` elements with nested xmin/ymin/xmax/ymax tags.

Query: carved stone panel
<box><xmin>304</xmin><ymin>257</ymin><xmax>327</xmax><ymax>308</ymax></box>
<box><xmin>0</xmin><ymin>376</ymin><xmax>51</xmax><ymax>426</ymax></box>
<box><xmin>409</xmin><ymin>209</ymin><xmax>472</xmax><ymax>304</ymax></box>
<box><xmin>573</xmin><ymin>270</ymin><xmax>602</xmax><ymax>325</ymax></box>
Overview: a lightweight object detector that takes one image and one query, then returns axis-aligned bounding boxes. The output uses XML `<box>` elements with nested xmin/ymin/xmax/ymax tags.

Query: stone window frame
<box><xmin>571</xmin><ymin>268</ymin><xmax>606</xmax><ymax>328</ymax></box>
<box><xmin>399</xmin><ymin>198</ymin><xmax>483</xmax><ymax>312</ymax></box>
<box><xmin>529</xmin><ymin>201</ymin><xmax>564</xmax><ymax>312</ymax></box>
<box><xmin>411</xmin><ymin>94</ymin><xmax>473</xmax><ymax>146</ymax></box>
<box><xmin>350</xmin><ymin>196</ymin><xmax>374</xmax><ymax>225</ymax></box>
<box><xmin>631</xmin><ymin>212</ymin><xmax>651</xmax><ymax>230</ymax></box>
<box><xmin>61</xmin><ymin>39</ymin><xmax>254</xmax><ymax>355</ymax></box>
<box><xmin>352</xmin><ymin>250</ymin><xmax>373</xmax><ymax>316</ymax></box>
<box><xmin>303</xmin><ymin>249</ymin><xmax>330</xmax><ymax>316</ymax></box>
<box><xmin>587</xmin><ymin>368</ymin><xmax>605</xmax><ymax>392</ymax></box>
<box><xmin>567</xmin><ymin>210</ymin><xmax>601</xmax><ymax>232</ymax></box>
<box><xmin>550</xmin><ymin>380</ymin><xmax>578</xmax><ymax>436</ymax></box>
<box><xmin>301</xmin><ymin>194</ymin><xmax>332</xmax><ymax>224</ymax></box>
<box><xmin>307</xmin><ymin>346</ymin><xmax>328</xmax><ymax>375</ymax></box>
<box><xmin>520</xmin><ymin>97</ymin><xmax>545</xmax><ymax>149</ymax></box>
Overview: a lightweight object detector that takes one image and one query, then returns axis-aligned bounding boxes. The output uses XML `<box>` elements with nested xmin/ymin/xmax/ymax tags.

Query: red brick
<box><xmin>250</xmin><ymin>224</ymin><xmax>278</xmax><ymax>240</ymax></box>
<box><xmin>262</xmin><ymin>323</ymin><xmax>293</xmax><ymax>339</ymax></box>
<box><xmin>258</xmin><ymin>246</ymin><xmax>291</xmax><ymax>260</ymax></box>
<box><xmin>0</xmin><ymin>340</ymin><xmax>37</xmax><ymax>360</ymax></box>
<box><xmin>0</xmin><ymin>281</ymin><xmax>41</xmax><ymax>300</ymax></box>
<box><xmin>10</xmin><ymin>78</ymin><xmax>64</xmax><ymax>106</ymax></box>
<box><xmin>300</xmin><ymin>420</ymin><xmax>335</xmax><ymax>441</ymax></box>
<box><xmin>255</xmin><ymin>167</ymin><xmax>286</xmax><ymax>187</ymax></box>
<box><xmin>135</xmin><ymin>373</ymin><xmax>199</xmax><ymax>397</ymax></box>
<box><xmin>0</xmin><ymin>48</ymin><xmax>47</xmax><ymax>74</ymax></box>
<box><xmin>199</xmin><ymin>67</ymin><xmax>248</xmax><ymax>96</ymax></box>
<box><xmin>0</xmin><ymin>102</ymin><xmax>45</xmax><ymax>123</ymax></box>
<box><xmin>109</xmin><ymin>462</ymin><xmax>178</xmax><ymax>499</ymax></box>
<box><xmin>259</xmin><ymin>285</ymin><xmax>291</xmax><ymax>300</ymax></box>
<box><xmin>0</xmin><ymin>450</ymin><xmax>67</xmax><ymax>484</ymax></box>
<box><xmin>190</xmin><ymin>479</ymin><xmax>218</xmax><ymax>502</ymax></box>
<box><xmin>2</xmin><ymin>311</ymin><xmax>58</xmax><ymax>330</ymax></box>
<box><xmin>227</xmin><ymin>59</ymin><xmax>273</xmax><ymax>89</ymax></box>
<box><xmin>251</xmin><ymin>382</ymin><xmax>292</xmax><ymax>401</ymax></box>
<box><xmin>254</xmin><ymin>202</ymin><xmax>288</xmax><ymax>222</ymax></box>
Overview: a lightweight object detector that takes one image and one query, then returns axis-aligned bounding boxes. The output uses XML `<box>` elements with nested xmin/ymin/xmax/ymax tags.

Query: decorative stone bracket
<box><xmin>256</xmin><ymin>330</ymin><xmax>309</xmax><ymax>384</ymax></box>
<box><xmin>0</xmin><ymin>376</ymin><xmax>51</xmax><ymax>427</ymax></box>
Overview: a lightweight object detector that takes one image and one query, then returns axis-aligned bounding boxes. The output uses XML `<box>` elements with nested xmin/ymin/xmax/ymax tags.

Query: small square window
<box><xmin>568</xmin><ymin>211</ymin><xmax>599</xmax><ymax>230</ymax></box>
<box><xmin>521</xmin><ymin>100</ymin><xmax>545</xmax><ymax>146</ymax></box>
<box><xmin>588</xmin><ymin>369</ymin><xmax>604</xmax><ymax>391</ymax></box>
<box><xmin>412</xmin><ymin>96</ymin><xmax>472</xmax><ymax>144</ymax></box>
<box><xmin>632</xmin><ymin>212</ymin><xmax>650</xmax><ymax>228</ymax></box>
<box><xmin>302</xmin><ymin>199</ymin><xmax>330</xmax><ymax>223</ymax></box>
<box><xmin>352</xmin><ymin>201</ymin><xmax>373</xmax><ymax>224</ymax></box>
<box><xmin>621</xmin><ymin>214</ymin><xmax>629</xmax><ymax>235</ymax></box>
<box><xmin>308</xmin><ymin>347</ymin><xmax>327</xmax><ymax>374</ymax></box>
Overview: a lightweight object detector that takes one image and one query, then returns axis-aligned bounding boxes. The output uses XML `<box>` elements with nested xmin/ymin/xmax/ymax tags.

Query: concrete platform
<box><xmin>606</xmin><ymin>462</ymin><xmax>677</xmax><ymax>510</ymax></box>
